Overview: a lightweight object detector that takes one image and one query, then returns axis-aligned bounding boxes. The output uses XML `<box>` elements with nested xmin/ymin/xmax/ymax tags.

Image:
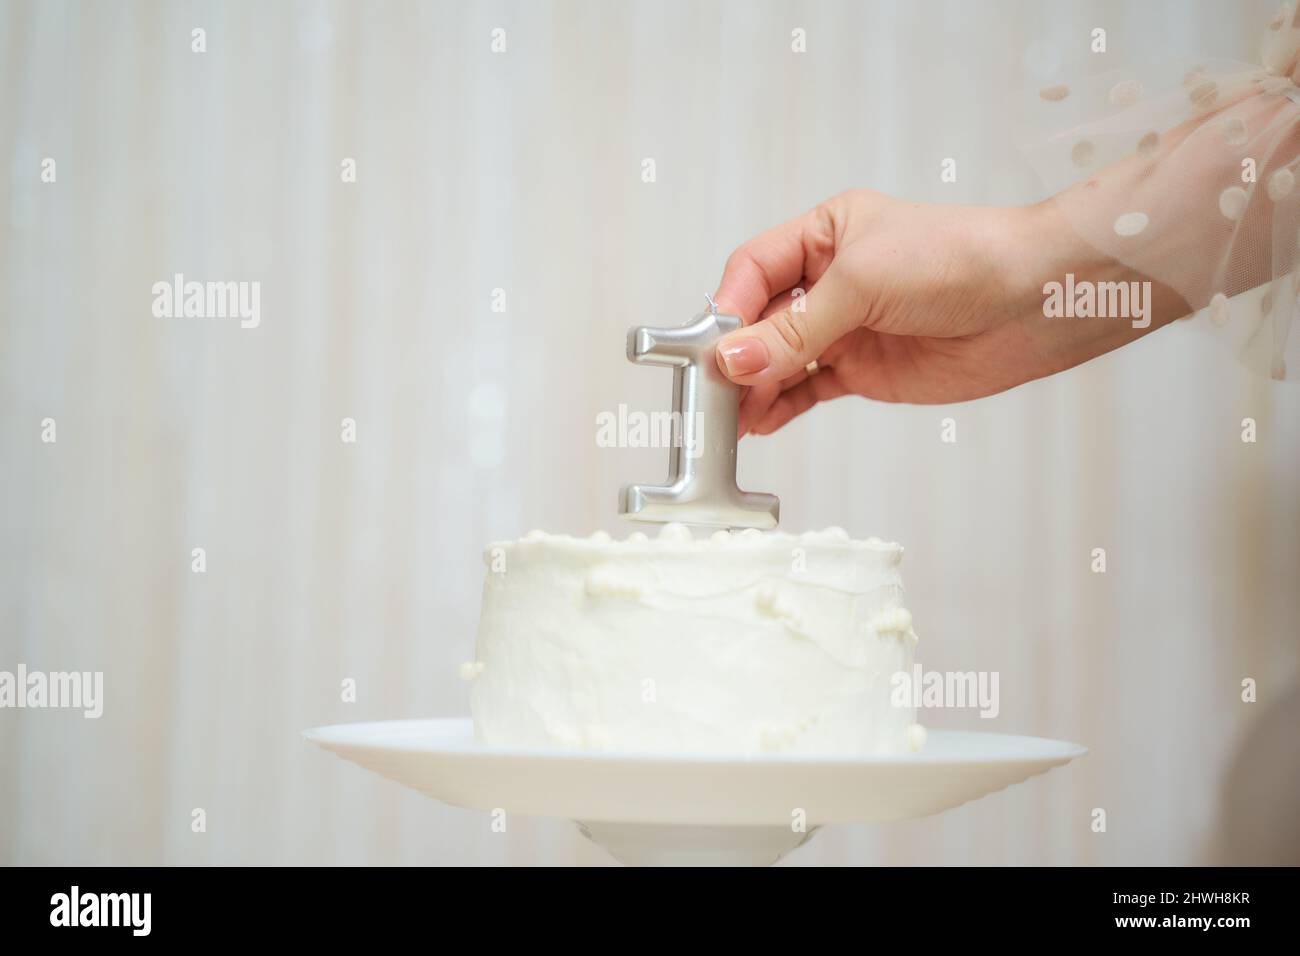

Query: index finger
<box><xmin>712</xmin><ymin>206</ymin><xmax>837</xmax><ymax>326</ymax></box>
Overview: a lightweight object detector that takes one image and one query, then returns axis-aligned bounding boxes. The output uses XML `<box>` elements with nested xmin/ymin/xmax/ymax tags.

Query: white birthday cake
<box><xmin>469</xmin><ymin>524</ymin><xmax>925</xmax><ymax>755</ymax></box>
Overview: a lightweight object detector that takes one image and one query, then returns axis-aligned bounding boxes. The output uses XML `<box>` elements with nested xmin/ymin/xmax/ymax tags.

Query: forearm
<box><xmin>999</xmin><ymin>78</ymin><xmax>1300</xmax><ymax>375</ymax></box>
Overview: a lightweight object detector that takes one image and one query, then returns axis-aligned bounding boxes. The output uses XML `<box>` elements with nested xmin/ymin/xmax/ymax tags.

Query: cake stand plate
<box><xmin>304</xmin><ymin>718</ymin><xmax>1086</xmax><ymax>866</ymax></box>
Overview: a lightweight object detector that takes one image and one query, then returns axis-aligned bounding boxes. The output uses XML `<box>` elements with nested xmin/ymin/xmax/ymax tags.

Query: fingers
<box><xmin>735</xmin><ymin>284</ymin><xmax>852</xmax><ymax>434</ymax></box>
<box><xmin>749</xmin><ymin>369</ymin><xmax>849</xmax><ymax>435</ymax></box>
<box><xmin>757</xmin><ymin>288</ymin><xmax>802</xmax><ymax>322</ymax></box>
<box><xmin>738</xmin><ymin>350</ymin><xmax>826</xmax><ymax>435</ymax></box>
<box><xmin>713</xmin><ymin>198</ymin><xmax>859</xmax><ymax>433</ymax></box>
<box><xmin>712</xmin><ymin>206</ymin><xmax>837</xmax><ymax>324</ymax></box>
<box><xmin>715</xmin><ymin>257</ymin><xmax>865</xmax><ymax>385</ymax></box>
<box><xmin>737</xmin><ymin>380</ymin><xmax>780</xmax><ymax>437</ymax></box>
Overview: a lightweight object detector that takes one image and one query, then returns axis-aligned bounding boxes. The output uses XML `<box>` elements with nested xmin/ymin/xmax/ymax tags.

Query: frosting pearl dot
<box><xmin>1137</xmin><ymin>131</ymin><xmax>1160</xmax><ymax>157</ymax></box>
<box><xmin>1113</xmin><ymin>212</ymin><xmax>1149</xmax><ymax>236</ymax></box>
<box><xmin>627</xmin><ymin>531</ymin><xmax>648</xmax><ymax>544</ymax></box>
<box><xmin>1039</xmin><ymin>84</ymin><xmax>1069</xmax><ymax>101</ymax></box>
<box><xmin>1218</xmin><ymin>186</ymin><xmax>1248</xmax><ymax>221</ymax></box>
<box><xmin>710</xmin><ymin>529</ymin><xmax>730</xmax><ymax>544</ymax></box>
<box><xmin>1268</xmin><ymin>168</ymin><xmax>1295</xmax><ymax>201</ymax></box>
<box><xmin>588</xmin><ymin>530</ymin><xmax>611</xmax><ymax>543</ymax></box>
<box><xmin>872</xmin><ymin>607</ymin><xmax>913</xmax><ymax>632</ymax></box>
<box><xmin>658</xmin><ymin>522</ymin><xmax>693</xmax><ymax>542</ymax></box>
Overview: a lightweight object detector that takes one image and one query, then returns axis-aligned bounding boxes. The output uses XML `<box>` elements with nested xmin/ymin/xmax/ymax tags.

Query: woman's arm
<box><xmin>714</xmin><ymin>82</ymin><xmax>1297</xmax><ymax>433</ymax></box>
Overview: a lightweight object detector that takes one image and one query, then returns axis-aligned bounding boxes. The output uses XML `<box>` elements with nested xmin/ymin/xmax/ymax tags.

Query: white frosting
<box><xmin>470</xmin><ymin>526</ymin><xmax>924</xmax><ymax>755</ymax></box>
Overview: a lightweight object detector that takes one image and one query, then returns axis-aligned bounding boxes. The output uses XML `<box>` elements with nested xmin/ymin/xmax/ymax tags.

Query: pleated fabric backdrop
<box><xmin>1</xmin><ymin>0</ymin><xmax>1297</xmax><ymax>866</ymax></box>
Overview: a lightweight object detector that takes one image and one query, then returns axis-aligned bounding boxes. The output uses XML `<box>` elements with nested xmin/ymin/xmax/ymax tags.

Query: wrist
<box><xmin>984</xmin><ymin>203</ymin><xmax>1057</xmax><ymax>325</ymax></box>
<box><xmin>995</xmin><ymin>199</ymin><xmax>1183</xmax><ymax>375</ymax></box>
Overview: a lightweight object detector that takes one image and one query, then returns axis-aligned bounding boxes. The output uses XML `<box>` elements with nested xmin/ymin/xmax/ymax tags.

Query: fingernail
<box><xmin>717</xmin><ymin>337</ymin><xmax>770</xmax><ymax>377</ymax></box>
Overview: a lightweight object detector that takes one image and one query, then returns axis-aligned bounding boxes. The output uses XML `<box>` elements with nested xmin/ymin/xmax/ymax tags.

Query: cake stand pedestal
<box><xmin>303</xmin><ymin>718</ymin><xmax>1085</xmax><ymax>866</ymax></box>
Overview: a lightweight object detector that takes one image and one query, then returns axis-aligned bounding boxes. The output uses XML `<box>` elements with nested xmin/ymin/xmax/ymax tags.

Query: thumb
<box><xmin>714</xmin><ymin>260</ymin><xmax>865</xmax><ymax>384</ymax></box>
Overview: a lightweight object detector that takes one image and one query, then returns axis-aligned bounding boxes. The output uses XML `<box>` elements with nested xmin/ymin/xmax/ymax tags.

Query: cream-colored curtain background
<box><xmin>1</xmin><ymin>0</ymin><xmax>1297</xmax><ymax>866</ymax></box>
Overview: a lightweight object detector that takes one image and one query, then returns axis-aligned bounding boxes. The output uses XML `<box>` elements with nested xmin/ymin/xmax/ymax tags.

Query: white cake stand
<box><xmin>304</xmin><ymin>718</ymin><xmax>1085</xmax><ymax>866</ymax></box>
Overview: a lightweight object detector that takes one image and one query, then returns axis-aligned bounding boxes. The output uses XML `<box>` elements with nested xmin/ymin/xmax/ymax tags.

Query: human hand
<box><xmin>711</xmin><ymin>189</ymin><xmax>1184</xmax><ymax>435</ymax></box>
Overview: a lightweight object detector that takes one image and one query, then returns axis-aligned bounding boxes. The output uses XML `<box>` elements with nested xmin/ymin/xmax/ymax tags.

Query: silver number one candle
<box><xmin>619</xmin><ymin>296</ymin><xmax>780</xmax><ymax>530</ymax></box>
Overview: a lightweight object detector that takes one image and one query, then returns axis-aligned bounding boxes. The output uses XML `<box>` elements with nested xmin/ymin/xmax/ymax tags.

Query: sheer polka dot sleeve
<box><xmin>1019</xmin><ymin>5</ymin><xmax>1300</xmax><ymax>382</ymax></box>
